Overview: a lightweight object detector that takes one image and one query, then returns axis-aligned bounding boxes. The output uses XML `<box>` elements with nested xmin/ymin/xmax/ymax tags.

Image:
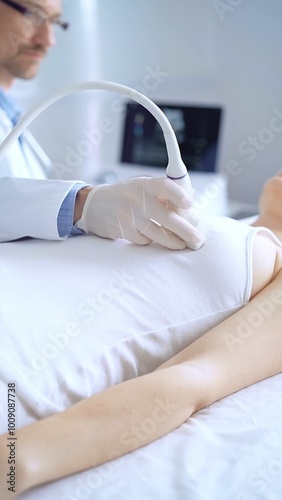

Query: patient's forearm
<box><xmin>4</xmin><ymin>365</ymin><xmax>204</xmax><ymax>495</ymax></box>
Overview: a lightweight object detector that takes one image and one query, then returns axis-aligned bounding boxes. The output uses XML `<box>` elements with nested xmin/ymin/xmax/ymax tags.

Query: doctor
<box><xmin>0</xmin><ymin>0</ymin><xmax>203</xmax><ymax>250</ymax></box>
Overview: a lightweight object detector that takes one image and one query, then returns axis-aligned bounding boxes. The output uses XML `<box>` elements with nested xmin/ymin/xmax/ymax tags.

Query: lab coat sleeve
<box><xmin>0</xmin><ymin>177</ymin><xmax>89</xmax><ymax>242</ymax></box>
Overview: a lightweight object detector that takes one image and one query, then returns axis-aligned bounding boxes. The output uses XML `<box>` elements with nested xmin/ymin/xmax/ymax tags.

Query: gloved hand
<box><xmin>75</xmin><ymin>177</ymin><xmax>204</xmax><ymax>250</ymax></box>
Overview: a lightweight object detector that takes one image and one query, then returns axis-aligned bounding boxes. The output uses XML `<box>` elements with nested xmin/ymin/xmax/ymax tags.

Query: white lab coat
<box><xmin>0</xmin><ymin>108</ymin><xmax>83</xmax><ymax>242</ymax></box>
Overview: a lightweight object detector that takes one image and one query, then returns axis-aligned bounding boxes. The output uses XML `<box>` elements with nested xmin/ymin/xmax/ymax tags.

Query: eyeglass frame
<box><xmin>1</xmin><ymin>0</ymin><xmax>69</xmax><ymax>31</ymax></box>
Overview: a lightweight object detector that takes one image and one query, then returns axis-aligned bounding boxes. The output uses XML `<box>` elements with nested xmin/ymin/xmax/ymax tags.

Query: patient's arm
<box><xmin>1</xmin><ymin>239</ymin><xmax>282</xmax><ymax>498</ymax></box>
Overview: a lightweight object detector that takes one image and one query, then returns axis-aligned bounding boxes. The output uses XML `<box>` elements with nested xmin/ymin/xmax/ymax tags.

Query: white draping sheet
<box><xmin>0</xmin><ymin>223</ymin><xmax>281</xmax><ymax>500</ymax></box>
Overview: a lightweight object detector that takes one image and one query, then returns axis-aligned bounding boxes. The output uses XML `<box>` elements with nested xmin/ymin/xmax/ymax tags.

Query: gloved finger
<box><xmin>145</xmin><ymin>200</ymin><xmax>204</xmax><ymax>249</ymax></box>
<box><xmin>123</xmin><ymin>226</ymin><xmax>152</xmax><ymax>245</ymax></box>
<box><xmin>93</xmin><ymin>215</ymin><xmax>152</xmax><ymax>245</ymax></box>
<box><xmin>113</xmin><ymin>207</ymin><xmax>152</xmax><ymax>245</ymax></box>
<box><xmin>138</xmin><ymin>219</ymin><xmax>187</xmax><ymax>250</ymax></box>
<box><xmin>114</xmin><ymin>216</ymin><xmax>152</xmax><ymax>245</ymax></box>
<box><xmin>143</xmin><ymin>177</ymin><xmax>194</xmax><ymax>210</ymax></box>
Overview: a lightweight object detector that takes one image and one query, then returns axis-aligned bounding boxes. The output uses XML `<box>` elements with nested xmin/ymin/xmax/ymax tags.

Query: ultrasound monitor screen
<box><xmin>120</xmin><ymin>102</ymin><xmax>222</xmax><ymax>172</ymax></box>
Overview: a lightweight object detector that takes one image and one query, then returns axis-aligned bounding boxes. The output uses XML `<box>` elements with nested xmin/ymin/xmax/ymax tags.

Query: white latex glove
<box><xmin>75</xmin><ymin>177</ymin><xmax>204</xmax><ymax>250</ymax></box>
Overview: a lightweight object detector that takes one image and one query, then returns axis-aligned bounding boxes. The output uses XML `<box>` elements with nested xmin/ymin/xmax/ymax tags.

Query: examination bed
<box><xmin>0</xmin><ymin>222</ymin><xmax>282</xmax><ymax>500</ymax></box>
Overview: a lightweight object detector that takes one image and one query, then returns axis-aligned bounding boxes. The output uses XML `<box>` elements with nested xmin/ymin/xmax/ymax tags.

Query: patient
<box><xmin>1</xmin><ymin>173</ymin><xmax>282</xmax><ymax>499</ymax></box>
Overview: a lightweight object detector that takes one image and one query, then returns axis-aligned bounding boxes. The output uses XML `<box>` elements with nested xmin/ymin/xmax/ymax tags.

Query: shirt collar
<box><xmin>0</xmin><ymin>87</ymin><xmax>22</xmax><ymax>126</ymax></box>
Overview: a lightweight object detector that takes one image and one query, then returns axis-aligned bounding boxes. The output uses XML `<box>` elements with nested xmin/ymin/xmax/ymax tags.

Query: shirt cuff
<box><xmin>57</xmin><ymin>183</ymin><xmax>91</xmax><ymax>237</ymax></box>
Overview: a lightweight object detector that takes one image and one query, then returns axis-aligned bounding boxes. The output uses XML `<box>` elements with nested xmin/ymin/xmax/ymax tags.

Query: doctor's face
<box><xmin>0</xmin><ymin>0</ymin><xmax>63</xmax><ymax>88</ymax></box>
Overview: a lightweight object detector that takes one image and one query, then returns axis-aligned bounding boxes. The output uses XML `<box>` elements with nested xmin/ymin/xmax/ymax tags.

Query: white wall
<box><xmin>214</xmin><ymin>0</ymin><xmax>282</xmax><ymax>204</ymax></box>
<box><xmin>12</xmin><ymin>0</ymin><xmax>102</xmax><ymax>183</ymax></box>
<box><xmin>11</xmin><ymin>0</ymin><xmax>282</xmax><ymax>204</ymax></box>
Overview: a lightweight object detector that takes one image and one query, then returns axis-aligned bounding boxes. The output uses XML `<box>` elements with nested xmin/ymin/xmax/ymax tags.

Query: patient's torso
<box><xmin>1</xmin><ymin>215</ymin><xmax>281</xmax><ymax>417</ymax></box>
<box><xmin>251</xmin><ymin>229</ymin><xmax>282</xmax><ymax>298</ymax></box>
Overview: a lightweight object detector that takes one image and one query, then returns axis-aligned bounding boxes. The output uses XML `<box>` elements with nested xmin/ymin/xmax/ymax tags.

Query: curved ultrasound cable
<box><xmin>0</xmin><ymin>80</ymin><xmax>200</xmax><ymax>224</ymax></box>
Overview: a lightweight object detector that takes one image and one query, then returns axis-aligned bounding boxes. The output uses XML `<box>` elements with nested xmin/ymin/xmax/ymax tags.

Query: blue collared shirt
<box><xmin>58</xmin><ymin>184</ymin><xmax>88</xmax><ymax>237</ymax></box>
<box><xmin>0</xmin><ymin>87</ymin><xmax>22</xmax><ymax>127</ymax></box>
<box><xmin>0</xmin><ymin>87</ymin><xmax>87</xmax><ymax>238</ymax></box>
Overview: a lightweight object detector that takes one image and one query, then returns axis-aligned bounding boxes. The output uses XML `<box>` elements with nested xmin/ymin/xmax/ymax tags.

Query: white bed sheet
<box><xmin>0</xmin><ymin>223</ymin><xmax>281</xmax><ymax>500</ymax></box>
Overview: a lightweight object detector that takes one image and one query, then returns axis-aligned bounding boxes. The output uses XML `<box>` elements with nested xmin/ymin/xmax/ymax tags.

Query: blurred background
<box><xmin>11</xmin><ymin>0</ymin><xmax>282</xmax><ymax>214</ymax></box>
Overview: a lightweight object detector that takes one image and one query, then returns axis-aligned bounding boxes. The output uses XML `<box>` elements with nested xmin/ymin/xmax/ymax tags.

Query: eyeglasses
<box><xmin>1</xmin><ymin>0</ymin><xmax>69</xmax><ymax>31</ymax></box>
